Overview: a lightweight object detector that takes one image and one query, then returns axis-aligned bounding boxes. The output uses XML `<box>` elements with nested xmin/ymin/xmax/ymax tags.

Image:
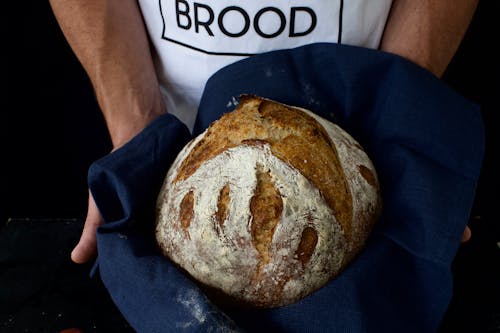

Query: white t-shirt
<box><xmin>138</xmin><ymin>0</ymin><xmax>393</xmax><ymax>130</ymax></box>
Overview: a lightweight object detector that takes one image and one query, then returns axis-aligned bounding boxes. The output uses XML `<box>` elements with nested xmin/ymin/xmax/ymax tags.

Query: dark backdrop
<box><xmin>5</xmin><ymin>1</ymin><xmax>111</xmax><ymax>223</ymax></box>
<box><xmin>3</xmin><ymin>1</ymin><xmax>500</xmax><ymax>332</ymax></box>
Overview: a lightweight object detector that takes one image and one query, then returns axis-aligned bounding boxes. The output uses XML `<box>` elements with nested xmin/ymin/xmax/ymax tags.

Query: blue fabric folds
<box><xmin>88</xmin><ymin>43</ymin><xmax>484</xmax><ymax>332</ymax></box>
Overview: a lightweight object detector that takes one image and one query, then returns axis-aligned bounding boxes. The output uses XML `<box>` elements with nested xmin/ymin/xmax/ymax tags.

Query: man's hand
<box><xmin>71</xmin><ymin>191</ymin><xmax>103</xmax><ymax>263</ymax></box>
<box><xmin>462</xmin><ymin>225</ymin><xmax>472</xmax><ymax>243</ymax></box>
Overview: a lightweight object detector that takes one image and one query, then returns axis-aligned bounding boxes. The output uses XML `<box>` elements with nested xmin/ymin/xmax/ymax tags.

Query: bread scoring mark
<box><xmin>214</xmin><ymin>184</ymin><xmax>231</xmax><ymax>231</ymax></box>
<box><xmin>173</xmin><ymin>96</ymin><xmax>353</xmax><ymax>240</ymax></box>
<box><xmin>250</xmin><ymin>164</ymin><xmax>283</xmax><ymax>273</ymax></box>
<box><xmin>241</xmin><ymin>139</ymin><xmax>268</xmax><ymax>147</ymax></box>
<box><xmin>295</xmin><ymin>227</ymin><xmax>318</xmax><ymax>267</ymax></box>
<box><xmin>256</xmin><ymin>225</ymin><xmax>318</xmax><ymax>306</ymax></box>
<box><xmin>302</xmin><ymin>108</ymin><xmax>382</xmax><ymax>259</ymax></box>
<box><xmin>256</xmin><ymin>99</ymin><xmax>353</xmax><ymax>240</ymax></box>
<box><xmin>180</xmin><ymin>191</ymin><xmax>195</xmax><ymax>240</ymax></box>
<box><xmin>358</xmin><ymin>165</ymin><xmax>376</xmax><ymax>187</ymax></box>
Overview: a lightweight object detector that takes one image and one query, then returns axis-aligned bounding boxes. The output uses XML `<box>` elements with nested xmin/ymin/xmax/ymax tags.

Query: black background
<box><xmin>3</xmin><ymin>0</ymin><xmax>500</xmax><ymax>332</ymax></box>
<box><xmin>4</xmin><ymin>2</ymin><xmax>111</xmax><ymax>223</ymax></box>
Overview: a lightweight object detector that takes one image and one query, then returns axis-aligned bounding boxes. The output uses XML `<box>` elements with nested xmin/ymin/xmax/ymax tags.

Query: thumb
<box><xmin>71</xmin><ymin>191</ymin><xmax>104</xmax><ymax>264</ymax></box>
<box><xmin>461</xmin><ymin>225</ymin><xmax>472</xmax><ymax>243</ymax></box>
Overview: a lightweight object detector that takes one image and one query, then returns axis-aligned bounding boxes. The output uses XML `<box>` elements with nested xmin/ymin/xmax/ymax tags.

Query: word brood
<box><xmin>175</xmin><ymin>1</ymin><xmax>317</xmax><ymax>38</ymax></box>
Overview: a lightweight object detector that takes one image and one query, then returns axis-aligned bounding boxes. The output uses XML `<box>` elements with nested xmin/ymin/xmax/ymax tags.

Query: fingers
<box><xmin>60</xmin><ymin>329</ymin><xmax>83</xmax><ymax>333</ymax></box>
<box><xmin>71</xmin><ymin>191</ymin><xmax>104</xmax><ymax>264</ymax></box>
<box><xmin>461</xmin><ymin>225</ymin><xmax>472</xmax><ymax>243</ymax></box>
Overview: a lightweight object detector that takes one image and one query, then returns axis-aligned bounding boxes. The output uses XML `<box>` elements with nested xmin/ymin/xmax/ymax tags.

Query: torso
<box><xmin>138</xmin><ymin>0</ymin><xmax>393</xmax><ymax>130</ymax></box>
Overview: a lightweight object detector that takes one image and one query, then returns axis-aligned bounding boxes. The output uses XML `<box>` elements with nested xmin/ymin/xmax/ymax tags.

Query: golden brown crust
<box><xmin>296</xmin><ymin>227</ymin><xmax>319</xmax><ymax>268</ymax></box>
<box><xmin>249</xmin><ymin>164</ymin><xmax>283</xmax><ymax>273</ymax></box>
<box><xmin>214</xmin><ymin>184</ymin><xmax>230</xmax><ymax>229</ymax></box>
<box><xmin>174</xmin><ymin>95</ymin><xmax>353</xmax><ymax>239</ymax></box>
<box><xmin>358</xmin><ymin>165</ymin><xmax>377</xmax><ymax>187</ymax></box>
<box><xmin>179</xmin><ymin>191</ymin><xmax>194</xmax><ymax>240</ymax></box>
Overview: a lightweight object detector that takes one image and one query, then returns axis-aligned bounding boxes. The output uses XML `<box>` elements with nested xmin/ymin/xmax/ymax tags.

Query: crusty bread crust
<box><xmin>175</xmin><ymin>96</ymin><xmax>354</xmax><ymax>239</ymax></box>
<box><xmin>156</xmin><ymin>96</ymin><xmax>381</xmax><ymax>308</ymax></box>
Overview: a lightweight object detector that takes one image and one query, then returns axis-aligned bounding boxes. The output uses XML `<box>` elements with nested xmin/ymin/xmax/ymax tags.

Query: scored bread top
<box><xmin>156</xmin><ymin>95</ymin><xmax>381</xmax><ymax>307</ymax></box>
<box><xmin>174</xmin><ymin>95</ymin><xmax>354</xmax><ymax>240</ymax></box>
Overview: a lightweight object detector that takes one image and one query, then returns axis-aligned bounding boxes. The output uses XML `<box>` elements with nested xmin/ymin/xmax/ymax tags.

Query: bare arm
<box><xmin>380</xmin><ymin>0</ymin><xmax>477</xmax><ymax>243</ymax></box>
<box><xmin>49</xmin><ymin>0</ymin><xmax>166</xmax><ymax>263</ymax></box>
<box><xmin>380</xmin><ymin>0</ymin><xmax>479</xmax><ymax>77</ymax></box>
<box><xmin>49</xmin><ymin>0</ymin><xmax>165</xmax><ymax>148</ymax></box>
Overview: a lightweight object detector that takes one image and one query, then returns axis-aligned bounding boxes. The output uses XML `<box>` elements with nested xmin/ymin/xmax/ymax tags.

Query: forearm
<box><xmin>380</xmin><ymin>0</ymin><xmax>479</xmax><ymax>77</ymax></box>
<box><xmin>49</xmin><ymin>0</ymin><xmax>165</xmax><ymax>148</ymax></box>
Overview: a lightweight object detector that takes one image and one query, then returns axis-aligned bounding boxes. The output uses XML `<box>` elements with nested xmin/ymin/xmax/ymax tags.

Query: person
<box><xmin>48</xmin><ymin>0</ymin><xmax>478</xmax><ymax>264</ymax></box>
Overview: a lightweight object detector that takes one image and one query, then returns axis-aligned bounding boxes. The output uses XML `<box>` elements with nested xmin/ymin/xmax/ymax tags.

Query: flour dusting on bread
<box><xmin>156</xmin><ymin>96</ymin><xmax>381</xmax><ymax>308</ymax></box>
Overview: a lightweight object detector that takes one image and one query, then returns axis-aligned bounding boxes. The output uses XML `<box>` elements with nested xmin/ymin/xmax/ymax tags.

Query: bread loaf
<box><xmin>156</xmin><ymin>95</ymin><xmax>381</xmax><ymax>308</ymax></box>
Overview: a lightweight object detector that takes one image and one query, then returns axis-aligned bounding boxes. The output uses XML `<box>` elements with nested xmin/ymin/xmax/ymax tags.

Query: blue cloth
<box><xmin>88</xmin><ymin>43</ymin><xmax>484</xmax><ymax>332</ymax></box>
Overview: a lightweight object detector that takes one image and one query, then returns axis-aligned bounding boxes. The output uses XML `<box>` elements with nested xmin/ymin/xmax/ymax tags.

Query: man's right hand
<box><xmin>71</xmin><ymin>191</ymin><xmax>103</xmax><ymax>263</ymax></box>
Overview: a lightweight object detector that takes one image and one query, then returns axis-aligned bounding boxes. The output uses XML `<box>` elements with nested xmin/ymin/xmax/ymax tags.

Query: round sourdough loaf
<box><xmin>155</xmin><ymin>95</ymin><xmax>381</xmax><ymax>308</ymax></box>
